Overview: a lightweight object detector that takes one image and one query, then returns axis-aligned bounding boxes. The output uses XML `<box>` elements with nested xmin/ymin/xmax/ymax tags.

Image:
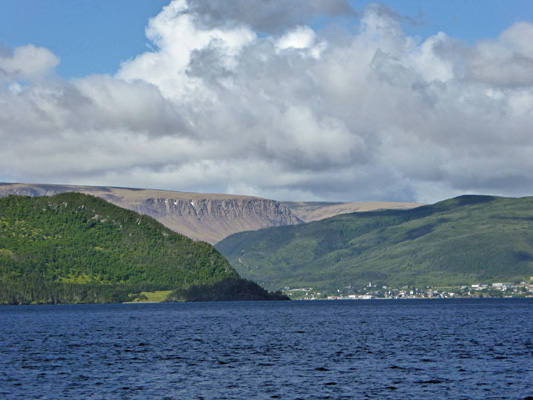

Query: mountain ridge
<box><xmin>0</xmin><ymin>183</ymin><xmax>422</xmax><ymax>243</ymax></box>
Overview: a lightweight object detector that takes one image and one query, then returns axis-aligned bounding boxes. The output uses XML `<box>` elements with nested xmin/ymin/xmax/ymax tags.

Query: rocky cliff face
<box><xmin>0</xmin><ymin>183</ymin><xmax>303</xmax><ymax>244</ymax></box>
<box><xmin>133</xmin><ymin>197</ymin><xmax>302</xmax><ymax>244</ymax></box>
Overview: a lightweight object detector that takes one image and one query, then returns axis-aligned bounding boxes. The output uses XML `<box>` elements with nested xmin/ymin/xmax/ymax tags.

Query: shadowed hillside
<box><xmin>216</xmin><ymin>195</ymin><xmax>533</xmax><ymax>293</ymax></box>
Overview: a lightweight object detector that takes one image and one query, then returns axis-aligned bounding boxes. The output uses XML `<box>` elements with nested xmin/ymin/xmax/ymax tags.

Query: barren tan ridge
<box><xmin>282</xmin><ymin>201</ymin><xmax>423</xmax><ymax>222</ymax></box>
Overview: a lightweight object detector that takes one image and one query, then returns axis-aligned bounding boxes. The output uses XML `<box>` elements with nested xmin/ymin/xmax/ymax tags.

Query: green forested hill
<box><xmin>0</xmin><ymin>193</ymin><xmax>284</xmax><ymax>304</ymax></box>
<box><xmin>216</xmin><ymin>195</ymin><xmax>533</xmax><ymax>292</ymax></box>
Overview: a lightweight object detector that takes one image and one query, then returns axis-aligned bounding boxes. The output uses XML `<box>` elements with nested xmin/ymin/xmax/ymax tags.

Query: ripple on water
<box><xmin>0</xmin><ymin>300</ymin><xmax>532</xmax><ymax>399</ymax></box>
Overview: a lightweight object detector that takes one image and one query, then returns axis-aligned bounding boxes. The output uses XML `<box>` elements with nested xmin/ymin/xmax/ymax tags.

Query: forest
<box><xmin>0</xmin><ymin>193</ymin><xmax>240</xmax><ymax>304</ymax></box>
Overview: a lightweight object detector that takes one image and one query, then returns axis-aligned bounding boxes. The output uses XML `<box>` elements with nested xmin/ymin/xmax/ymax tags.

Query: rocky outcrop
<box><xmin>0</xmin><ymin>183</ymin><xmax>303</xmax><ymax>244</ymax></box>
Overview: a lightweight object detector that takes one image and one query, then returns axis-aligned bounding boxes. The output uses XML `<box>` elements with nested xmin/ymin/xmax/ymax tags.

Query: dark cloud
<box><xmin>185</xmin><ymin>0</ymin><xmax>356</xmax><ymax>33</ymax></box>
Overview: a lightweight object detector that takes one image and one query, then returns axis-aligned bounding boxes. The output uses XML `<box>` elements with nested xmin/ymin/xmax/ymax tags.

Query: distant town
<box><xmin>284</xmin><ymin>281</ymin><xmax>533</xmax><ymax>300</ymax></box>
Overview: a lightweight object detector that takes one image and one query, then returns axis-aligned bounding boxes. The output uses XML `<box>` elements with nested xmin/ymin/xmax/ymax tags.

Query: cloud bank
<box><xmin>1</xmin><ymin>0</ymin><xmax>533</xmax><ymax>203</ymax></box>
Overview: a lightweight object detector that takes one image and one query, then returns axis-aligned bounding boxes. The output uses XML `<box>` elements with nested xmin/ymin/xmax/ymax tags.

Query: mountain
<box><xmin>216</xmin><ymin>195</ymin><xmax>533</xmax><ymax>293</ymax></box>
<box><xmin>0</xmin><ymin>183</ymin><xmax>422</xmax><ymax>244</ymax></box>
<box><xmin>0</xmin><ymin>183</ymin><xmax>303</xmax><ymax>244</ymax></box>
<box><xmin>0</xmin><ymin>193</ymin><xmax>287</xmax><ymax>304</ymax></box>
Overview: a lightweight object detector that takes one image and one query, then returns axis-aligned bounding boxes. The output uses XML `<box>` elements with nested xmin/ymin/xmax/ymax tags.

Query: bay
<box><xmin>1</xmin><ymin>299</ymin><xmax>532</xmax><ymax>399</ymax></box>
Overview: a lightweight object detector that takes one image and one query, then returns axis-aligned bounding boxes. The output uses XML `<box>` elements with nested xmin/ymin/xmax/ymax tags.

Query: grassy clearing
<box><xmin>131</xmin><ymin>290</ymin><xmax>173</xmax><ymax>303</ymax></box>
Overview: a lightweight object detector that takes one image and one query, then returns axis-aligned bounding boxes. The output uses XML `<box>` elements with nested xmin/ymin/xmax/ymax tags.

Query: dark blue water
<box><xmin>1</xmin><ymin>299</ymin><xmax>532</xmax><ymax>400</ymax></box>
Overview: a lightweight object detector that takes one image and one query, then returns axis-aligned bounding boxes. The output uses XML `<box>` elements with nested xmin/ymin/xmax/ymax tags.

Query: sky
<box><xmin>1</xmin><ymin>0</ymin><xmax>533</xmax><ymax>203</ymax></box>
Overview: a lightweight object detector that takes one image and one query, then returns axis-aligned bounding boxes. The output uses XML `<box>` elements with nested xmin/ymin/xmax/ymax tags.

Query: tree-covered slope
<box><xmin>0</xmin><ymin>193</ymin><xmax>284</xmax><ymax>304</ymax></box>
<box><xmin>216</xmin><ymin>195</ymin><xmax>533</xmax><ymax>292</ymax></box>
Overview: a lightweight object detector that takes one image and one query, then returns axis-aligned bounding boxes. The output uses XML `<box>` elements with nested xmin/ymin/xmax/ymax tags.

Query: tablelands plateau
<box><xmin>0</xmin><ymin>193</ymin><xmax>288</xmax><ymax>305</ymax></box>
<box><xmin>216</xmin><ymin>195</ymin><xmax>533</xmax><ymax>297</ymax></box>
<box><xmin>0</xmin><ymin>183</ymin><xmax>421</xmax><ymax>244</ymax></box>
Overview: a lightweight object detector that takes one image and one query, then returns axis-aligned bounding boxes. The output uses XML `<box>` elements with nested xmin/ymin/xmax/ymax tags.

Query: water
<box><xmin>1</xmin><ymin>299</ymin><xmax>532</xmax><ymax>400</ymax></box>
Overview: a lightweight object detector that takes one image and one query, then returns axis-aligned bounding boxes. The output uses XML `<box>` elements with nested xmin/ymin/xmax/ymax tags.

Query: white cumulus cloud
<box><xmin>0</xmin><ymin>45</ymin><xmax>59</xmax><ymax>82</ymax></box>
